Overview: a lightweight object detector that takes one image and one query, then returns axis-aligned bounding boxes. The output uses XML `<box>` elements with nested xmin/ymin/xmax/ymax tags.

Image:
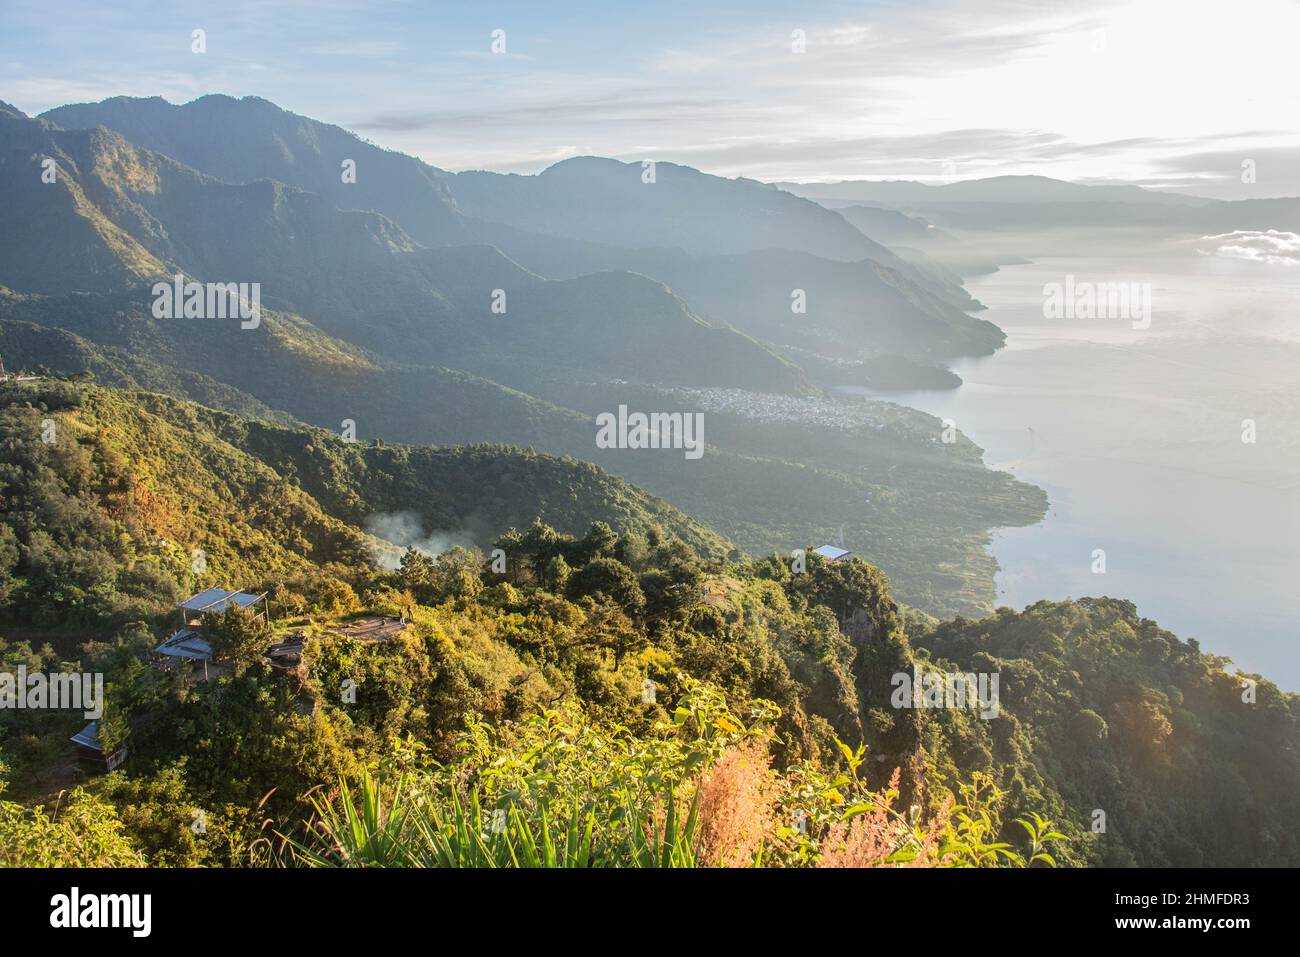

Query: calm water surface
<box><xmin>865</xmin><ymin>251</ymin><xmax>1300</xmax><ymax>689</ymax></box>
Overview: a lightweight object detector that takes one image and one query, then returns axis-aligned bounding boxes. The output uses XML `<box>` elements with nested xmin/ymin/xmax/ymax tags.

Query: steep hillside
<box><xmin>456</xmin><ymin>231</ymin><xmax>994</xmax><ymax>363</ymax></box>
<box><xmin>0</xmin><ymin>112</ymin><xmax>164</xmax><ymax>292</ymax></box>
<box><xmin>915</xmin><ymin>598</ymin><xmax>1300</xmax><ymax>866</ymax></box>
<box><xmin>0</xmin><ymin>381</ymin><xmax>366</xmax><ymax>628</ymax></box>
<box><xmin>0</xmin><ymin>287</ymin><xmax>593</xmax><ymax>452</ymax></box>
<box><xmin>0</xmin><ymin>380</ymin><xmax>727</xmax><ymax>631</ymax></box>
<box><xmin>0</xmin><ymin>286</ymin><xmax>1046</xmax><ymax>619</ymax></box>
<box><xmin>0</xmin><ymin>312</ymin><xmax>292</xmax><ymax>423</ymax></box>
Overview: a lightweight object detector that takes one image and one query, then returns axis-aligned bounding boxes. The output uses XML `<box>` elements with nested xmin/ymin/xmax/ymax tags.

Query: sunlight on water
<box><xmin>880</xmin><ymin>252</ymin><xmax>1300</xmax><ymax>689</ymax></box>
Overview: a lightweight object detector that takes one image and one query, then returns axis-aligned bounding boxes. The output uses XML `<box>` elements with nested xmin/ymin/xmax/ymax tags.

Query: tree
<box><xmin>397</xmin><ymin>547</ymin><xmax>436</xmax><ymax>602</ymax></box>
<box><xmin>584</xmin><ymin>600</ymin><xmax>644</xmax><ymax>670</ymax></box>
<box><xmin>1071</xmin><ymin>708</ymin><xmax>1109</xmax><ymax>744</ymax></box>
<box><xmin>430</xmin><ymin>547</ymin><xmax>483</xmax><ymax>602</ymax></box>
<box><xmin>567</xmin><ymin>557</ymin><xmax>645</xmax><ymax>618</ymax></box>
<box><xmin>792</xmin><ymin>555</ymin><xmax>896</xmax><ymax>633</ymax></box>
<box><xmin>575</xmin><ymin>521</ymin><xmax>618</xmax><ymax>565</ymax></box>
<box><xmin>543</xmin><ymin>554</ymin><xmax>571</xmax><ymax>593</ymax></box>
<box><xmin>203</xmin><ymin>603</ymin><xmax>271</xmax><ymax>669</ymax></box>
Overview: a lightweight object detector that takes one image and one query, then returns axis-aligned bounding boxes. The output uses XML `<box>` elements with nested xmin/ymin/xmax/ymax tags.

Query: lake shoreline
<box><xmin>850</xmin><ymin>252</ymin><xmax>1300</xmax><ymax>691</ymax></box>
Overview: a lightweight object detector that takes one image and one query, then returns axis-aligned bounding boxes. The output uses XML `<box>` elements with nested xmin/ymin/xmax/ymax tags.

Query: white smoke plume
<box><xmin>364</xmin><ymin>511</ymin><xmax>472</xmax><ymax>571</ymax></box>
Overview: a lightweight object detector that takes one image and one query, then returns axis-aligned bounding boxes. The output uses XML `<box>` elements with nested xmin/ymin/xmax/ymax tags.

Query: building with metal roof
<box><xmin>153</xmin><ymin>587</ymin><xmax>269</xmax><ymax>680</ymax></box>
<box><xmin>70</xmin><ymin>721</ymin><xmax>128</xmax><ymax>772</ymax></box>
<box><xmin>172</xmin><ymin>587</ymin><xmax>268</xmax><ymax>633</ymax></box>
<box><xmin>812</xmin><ymin>545</ymin><xmax>851</xmax><ymax>562</ymax></box>
<box><xmin>178</xmin><ymin>587</ymin><xmax>267</xmax><ymax>615</ymax></box>
<box><xmin>154</xmin><ymin>628</ymin><xmax>214</xmax><ymax>661</ymax></box>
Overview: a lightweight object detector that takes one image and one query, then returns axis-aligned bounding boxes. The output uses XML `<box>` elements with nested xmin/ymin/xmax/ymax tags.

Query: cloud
<box><xmin>304</xmin><ymin>41</ymin><xmax>406</xmax><ymax>58</ymax></box>
<box><xmin>10</xmin><ymin>0</ymin><xmax>1300</xmax><ymax>191</ymax></box>
<box><xmin>1198</xmin><ymin>230</ymin><xmax>1300</xmax><ymax>265</ymax></box>
<box><xmin>1140</xmin><ymin>144</ymin><xmax>1300</xmax><ymax>200</ymax></box>
<box><xmin>352</xmin><ymin>93</ymin><xmax>737</xmax><ymax>134</ymax></box>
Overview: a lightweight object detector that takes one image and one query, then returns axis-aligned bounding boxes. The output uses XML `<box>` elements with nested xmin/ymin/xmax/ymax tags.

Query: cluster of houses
<box><xmin>0</xmin><ymin>354</ymin><xmax>42</xmax><ymax>384</ymax></box>
<box><xmin>71</xmin><ymin>586</ymin><xmax>410</xmax><ymax>772</ymax></box>
<box><xmin>672</xmin><ymin>386</ymin><xmax>900</xmax><ymax>435</ymax></box>
<box><xmin>151</xmin><ymin>586</ymin><xmax>409</xmax><ymax>676</ymax></box>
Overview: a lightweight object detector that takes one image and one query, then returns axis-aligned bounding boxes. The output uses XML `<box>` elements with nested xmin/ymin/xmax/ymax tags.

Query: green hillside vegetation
<box><xmin>0</xmin><ymin>311</ymin><xmax>294</xmax><ymax>423</ymax></box>
<box><xmin>0</xmin><ymin>287</ymin><xmax>592</xmax><ymax>451</ymax></box>
<box><xmin>2</xmin><ymin>381</ymin><xmax>1294</xmax><ymax>868</ymax></box>
<box><xmin>914</xmin><ymin>600</ymin><xmax>1300</xmax><ymax>866</ymax></box>
<box><xmin>0</xmin><ymin>381</ymin><xmax>723</xmax><ymax>630</ymax></box>
<box><xmin>0</xmin><ymin>287</ymin><xmax>1044</xmax><ymax>618</ymax></box>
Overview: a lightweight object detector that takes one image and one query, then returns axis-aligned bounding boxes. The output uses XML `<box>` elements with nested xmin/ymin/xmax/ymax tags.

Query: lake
<box><xmin>862</xmin><ymin>250</ymin><xmax>1300</xmax><ymax>690</ymax></box>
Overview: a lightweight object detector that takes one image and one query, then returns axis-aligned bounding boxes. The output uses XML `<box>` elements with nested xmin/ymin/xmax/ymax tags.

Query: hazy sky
<box><xmin>4</xmin><ymin>0</ymin><xmax>1298</xmax><ymax>197</ymax></box>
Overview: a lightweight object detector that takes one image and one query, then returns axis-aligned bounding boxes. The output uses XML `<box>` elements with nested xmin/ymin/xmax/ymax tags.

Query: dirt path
<box><xmin>12</xmin><ymin>752</ymin><xmax>84</xmax><ymax>808</ymax></box>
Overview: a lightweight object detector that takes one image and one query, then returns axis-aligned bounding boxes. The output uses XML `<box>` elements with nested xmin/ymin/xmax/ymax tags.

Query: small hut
<box><xmin>70</xmin><ymin>721</ymin><xmax>127</xmax><ymax>773</ymax></box>
<box><xmin>812</xmin><ymin>544</ymin><xmax>851</xmax><ymax>562</ymax></box>
<box><xmin>154</xmin><ymin>587</ymin><xmax>268</xmax><ymax>679</ymax></box>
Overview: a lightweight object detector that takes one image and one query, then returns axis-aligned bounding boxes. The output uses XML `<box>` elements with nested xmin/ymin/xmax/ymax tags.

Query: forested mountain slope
<box><xmin>1</xmin><ymin>381</ymin><xmax>1294</xmax><ymax>868</ymax></box>
<box><xmin>0</xmin><ymin>380</ymin><xmax>725</xmax><ymax>630</ymax></box>
<box><xmin>0</xmin><ymin>285</ymin><xmax>1045</xmax><ymax>619</ymax></box>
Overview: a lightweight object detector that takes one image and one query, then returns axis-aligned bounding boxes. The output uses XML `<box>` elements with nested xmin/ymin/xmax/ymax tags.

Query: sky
<box><xmin>3</xmin><ymin>0</ymin><xmax>1298</xmax><ymax>197</ymax></box>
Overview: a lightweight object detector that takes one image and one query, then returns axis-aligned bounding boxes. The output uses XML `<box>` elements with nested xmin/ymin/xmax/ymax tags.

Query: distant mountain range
<box><xmin>775</xmin><ymin>173</ymin><xmax>1300</xmax><ymax>246</ymax></box>
<box><xmin>0</xmin><ymin>93</ymin><xmax>1057</xmax><ymax>617</ymax></box>
<box><xmin>2</xmin><ymin>104</ymin><xmax>801</xmax><ymax>393</ymax></box>
<box><xmin>34</xmin><ymin>95</ymin><xmax>999</xmax><ymax>369</ymax></box>
<box><xmin>775</xmin><ymin>174</ymin><xmax>1217</xmax><ymax>206</ymax></box>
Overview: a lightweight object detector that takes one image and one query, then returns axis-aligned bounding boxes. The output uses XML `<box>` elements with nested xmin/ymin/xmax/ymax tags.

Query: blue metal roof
<box><xmin>812</xmin><ymin>545</ymin><xmax>851</xmax><ymax>561</ymax></box>
<box><xmin>70</xmin><ymin>721</ymin><xmax>101</xmax><ymax>751</ymax></box>
<box><xmin>155</xmin><ymin>628</ymin><xmax>214</xmax><ymax>661</ymax></box>
<box><xmin>178</xmin><ymin>587</ymin><xmax>265</xmax><ymax>613</ymax></box>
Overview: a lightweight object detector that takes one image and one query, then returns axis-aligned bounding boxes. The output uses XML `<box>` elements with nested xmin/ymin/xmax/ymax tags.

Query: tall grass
<box><xmin>281</xmin><ymin>678</ymin><xmax>1064</xmax><ymax>869</ymax></box>
<box><xmin>282</xmin><ymin>768</ymin><xmax>704</xmax><ymax>868</ymax></box>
